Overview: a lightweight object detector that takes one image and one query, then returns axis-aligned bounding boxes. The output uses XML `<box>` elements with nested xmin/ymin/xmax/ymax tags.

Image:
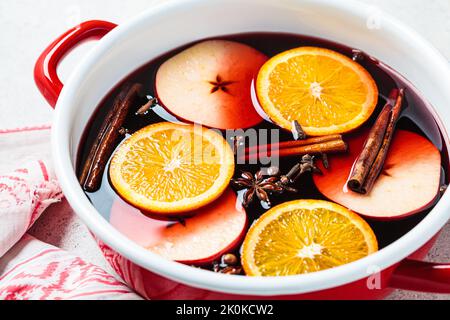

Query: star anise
<box><xmin>231</xmin><ymin>155</ymin><xmax>322</xmax><ymax>208</ymax></box>
<box><xmin>231</xmin><ymin>170</ymin><xmax>283</xmax><ymax>207</ymax></box>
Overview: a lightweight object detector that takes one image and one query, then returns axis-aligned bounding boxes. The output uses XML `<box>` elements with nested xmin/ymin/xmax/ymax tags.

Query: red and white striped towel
<box><xmin>0</xmin><ymin>126</ymin><xmax>140</xmax><ymax>300</ymax></box>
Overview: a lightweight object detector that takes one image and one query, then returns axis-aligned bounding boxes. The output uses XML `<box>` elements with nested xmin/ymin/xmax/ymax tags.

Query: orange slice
<box><xmin>256</xmin><ymin>47</ymin><xmax>378</xmax><ymax>136</ymax></box>
<box><xmin>109</xmin><ymin>122</ymin><xmax>235</xmax><ymax>216</ymax></box>
<box><xmin>242</xmin><ymin>200</ymin><xmax>378</xmax><ymax>276</ymax></box>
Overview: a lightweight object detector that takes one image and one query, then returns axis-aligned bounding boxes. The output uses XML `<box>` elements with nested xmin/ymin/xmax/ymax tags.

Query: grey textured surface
<box><xmin>1</xmin><ymin>0</ymin><xmax>449</xmax><ymax>300</ymax></box>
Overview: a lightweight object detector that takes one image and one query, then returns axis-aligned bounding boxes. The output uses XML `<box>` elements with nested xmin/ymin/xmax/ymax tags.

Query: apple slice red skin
<box><xmin>111</xmin><ymin>189</ymin><xmax>213</xmax><ymax>221</ymax></box>
<box><xmin>155</xmin><ymin>40</ymin><xmax>268</xmax><ymax>130</ymax></box>
<box><xmin>110</xmin><ymin>188</ymin><xmax>248</xmax><ymax>266</ymax></box>
<box><xmin>313</xmin><ymin>129</ymin><xmax>441</xmax><ymax>221</ymax></box>
<box><xmin>140</xmin><ymin>209</ymin><xmax>198</xmax><ymax>222</ymax></box>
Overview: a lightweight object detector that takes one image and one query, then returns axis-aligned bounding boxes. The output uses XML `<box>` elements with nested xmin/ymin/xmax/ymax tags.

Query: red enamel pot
<box><xmin>34</xmin><ymin>0</ymin><xmax>450</xmax><ymax>299</ymax></box>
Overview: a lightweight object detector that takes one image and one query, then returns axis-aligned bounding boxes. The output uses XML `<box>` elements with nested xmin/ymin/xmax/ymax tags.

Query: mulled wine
<box><xmin>77</xmin><ymin>32</ymin><xmax>447</xmax><ymax>276</ymax></box>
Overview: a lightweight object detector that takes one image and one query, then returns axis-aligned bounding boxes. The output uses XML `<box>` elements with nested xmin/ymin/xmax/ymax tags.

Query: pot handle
<box><xmin>34</xmin><ymin>20</ymin><xmax>117</xmax><ymax>108</ymax></box>
<box><xmin>390</xmin><ymin>259</ymin><xmax>450</xmax><ymax>293</ymax></box>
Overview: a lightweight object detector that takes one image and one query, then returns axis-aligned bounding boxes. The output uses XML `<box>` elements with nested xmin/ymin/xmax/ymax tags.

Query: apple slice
<box><xmin>155</xmin><ymin>40</ymin><xmax>268</xmax><ymax>129</ymax></box>
<box><xmin>110</xmin><ymin>188</ymin><xmax>247</xmax><ymax>265</ymax></box>
<box><xmin>313</xmin><ymin>129</ymin><xmax>441</xmax><ymax>220</ymax></box>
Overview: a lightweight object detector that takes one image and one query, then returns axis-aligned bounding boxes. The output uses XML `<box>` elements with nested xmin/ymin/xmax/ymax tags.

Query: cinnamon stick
<box><xmin>347</xmin><ymin>104</ymin><xmax>391</xmax><ymax>192</ymax></box>
<box><xmin>79</xmin><ymin>83</ymin><xmax>143</xmax><ymax>192</ymax></box>
<box><xmin>240</xmin><ymin>136</ymin><xmax>347</xmax><ymax>162</ymax></box>
<box><xmin>347</xmin><ymin>88</ymin><xmax>405</xmax><ymax>194</ymax></box>
<box><xmin>363</xmin><ymin>89</ymin><xmax>404</xmax><ymax>193</ymax></box>
<box><xmin>276</xmin><ymin>139</ymin><xmax>348</xmax><ymax>158</ymax></box>
<box><xmin>245</xmin><ymin>135</ymin><xmax>343</xmax><ymax>154</ymax></box>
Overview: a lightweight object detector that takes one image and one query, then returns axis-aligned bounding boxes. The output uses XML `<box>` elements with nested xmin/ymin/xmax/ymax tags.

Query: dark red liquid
<box><xmin>77</xmin><ymin>32</ymin><xmax>448</xmax><ymax>269</ymax></box>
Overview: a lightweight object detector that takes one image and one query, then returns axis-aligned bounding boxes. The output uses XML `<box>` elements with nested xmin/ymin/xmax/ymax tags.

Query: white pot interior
<box><xmin>53</xmin><ymin>0</ymin><xmax>450</xmax><ymax>295</ymax></box>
